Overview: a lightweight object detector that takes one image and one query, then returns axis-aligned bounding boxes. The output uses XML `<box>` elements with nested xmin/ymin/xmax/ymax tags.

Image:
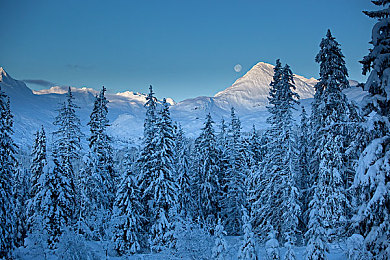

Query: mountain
<box><xmin>0</xmin><ymin>62</ymin><xmax>366</xmax><ymax>147</ymax></box>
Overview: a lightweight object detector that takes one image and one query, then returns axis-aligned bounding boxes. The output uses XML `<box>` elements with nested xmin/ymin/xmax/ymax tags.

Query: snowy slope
<box><xmin>0</xmin><ymin>63</ymin><xmax>367</xmax><ymax>146</ymax></box>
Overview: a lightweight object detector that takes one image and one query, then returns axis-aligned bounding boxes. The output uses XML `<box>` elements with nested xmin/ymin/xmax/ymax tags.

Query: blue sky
<box><xmin>0</xmin><ymin>0</ymin><xmax>376</xmax><ymax>101</ymax></box>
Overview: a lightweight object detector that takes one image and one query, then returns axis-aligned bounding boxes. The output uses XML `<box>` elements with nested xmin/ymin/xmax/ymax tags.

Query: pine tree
<box><xmin>13</xmin><ymin>168</ymin><xmax>29</xmax><ymax>248</ymax></box>
<box><xmin>222</xmin><ymin>107</ymin><xmax>246</xmax><ymax>235</ymax></box>
<box><xmin>28</xmin><ymin>126</ymin><xmax>47</xmax><ymax>230</ymax></box>
<box><xmin>87</xmin><ymin>86</ymin><xmax>116</xmax><ymax>210</ymax></box>
<box><xmin>194</xmin><ymin>114</ymin><xmax>221</xmax><ymax>227</ymax></box>
<box><xmin>211</xmin><ymin>218</ymin><xmax>227</xmax><ymax>260</ymax></box>
<box><xmin>308</xmin><ymin>30</ymin><xmax>359</xmax><ymax>243</ymax></box>
<box><xmin>112</xmin><ymin>164</ymin><xmax>144</xmax><ymax>255</ymax></box>
<box><xmin>83</xmin><ymin>86</ymin><xmax>116</xmax><ymax>240</ymax></box>
<box><xmin>265</xmin><ymin>228</ymin><xmax>280</xmax><ymax>260</ymax></box>
<box><xmin>296</xmin><ymin>107</ymin><xmax>311</xmax><ymax>234</ymax></box>
<box><xmin>238</xmin><ymin>206</ymin><xmax>257</xmax><ymax>260</ymax></box>
<box><xmin>137</xmin><ymin>85</ymin><xmax>158</xmax><ymax>221</ymax></box>
<box><xmin>174</xmin><ymin>124</ymin><xmax>192</xmax><ymax>219</ymax></box>
<box><xmin>147</xmin><ymin>98</ymin><xmax>178</xmax><ymax>251</ymax></box>
<box><xmin>353</xmin><ymin>1</ymin><xmax>390</xmax><ymax>258</ymax></box>
<box><xmin>305</xmin><ymin>191</ymin><xmax>329</xmax><ymax>260</ymax></box>
<box><xmin>40</xmin><ymin>158</ymin><xmax>70</xmax><ymax>249</ymax></box>
<box><xmin>52</xmin><ymin>87</ymin><xmax>82</xmax><ymax>225</ymax></box>
<box><xmin>0</xmin><ymin>87</ymin><xmax>17</xmax><ymax>258</ymax></box>
<box><xmin>254</xmin><ymin>61</ymin><xmax>301</xmax><ymax>244</ymax></box>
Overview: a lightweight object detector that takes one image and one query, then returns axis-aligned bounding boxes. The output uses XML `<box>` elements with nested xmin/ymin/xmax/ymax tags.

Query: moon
<box><xmin>234</xmin><ymin>64</ymin><xmax>242</xmax><ymax>72</ymax></box>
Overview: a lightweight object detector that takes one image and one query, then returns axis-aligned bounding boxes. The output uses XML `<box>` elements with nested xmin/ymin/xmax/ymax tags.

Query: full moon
<box><xmin>234</xmin><ymin>64</ymin><xmax>242</xmax><ymax>72</ymax></box>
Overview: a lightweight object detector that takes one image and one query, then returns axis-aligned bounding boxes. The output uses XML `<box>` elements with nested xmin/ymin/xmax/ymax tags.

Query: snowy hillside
<box><xmin>0</xmin><ymin>63</ymin><xmax>366</xmax><ymax>145</ymax></box>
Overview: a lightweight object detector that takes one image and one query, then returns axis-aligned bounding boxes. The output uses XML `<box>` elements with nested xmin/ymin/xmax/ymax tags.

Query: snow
<box><xmin>0</xmin><ymin>63</ymin><xmax>366</xmax><ymax>147</ymax></box>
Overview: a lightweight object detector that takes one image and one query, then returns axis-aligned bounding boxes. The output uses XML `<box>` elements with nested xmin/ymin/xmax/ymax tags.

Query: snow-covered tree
<box><xmin>0</xmin><ymin>87</ymin><xmax>17</xmax><ymax>258</ymax></box>
<box><xmin>353</xmin><ymin>2</ymin><xmax>390</xmax><ymax>258</ymax></box>
<box><xmin>309</xmin><ymin>30</ymin><xmax>360</xmax><ymax>243</ymax></box>
<box><xmin>112</xmin><ymin>164</ymin><xmax>144</xmax><ymax>255</ymax></box>
<box><xmin>174</xmin><ymin>123</ymin><xmax>192</xmax><ymax>219</ymax></box>
<box><xmin>222</xmin><ymin>107</ymin><xmax>246</xmax><ymax>235</ymax></box>
<box><xmin>40</xmin><ymin>158</ymin><xmax>73</xmax><ymax>249</ymax></box>
<box><xmin>81</xmin><ymin>86</ymin><xmax>116</xmax><ymax>240</ymax></box>
<box><xmin>194</xmin><ymin>114</ymin><xmax>221</xmax><ymax>226</ymax></box>
<box><xmin>52</xmin><ymin>87</ymin><xmax>82</xmax><ymax>224</ymax></box>
<box><xmin>87</xmin><ymin>86</ymin><xmax>116</xmax><ymax>211</ymax></box>
<box><xmin>13</xmin><ymin>168</ymin><xmax>29</xmax><ymax>248</ymax></box>
<box><xmin>254</xmin><ymin>61</ymin><xmax>301</xmax><ymax>244</ymax></box>
<box><xmin>27</xmin><ymin>126</ymin><xmax>47</xmax><ymax>230</ymax></box>
<box><xmin>147</xmin><ymin>98</ymin><xmax>178</xmax><ymax>251</ymax></box>
<box><xmin>238</xmin><ymin>206</ymin><xmax>257</xmax><ymax>260</ymax></box>
<box><xmin>137</xmin><ymin>85</ymin><xmax>158</xmax><ymax>220</ymax></box>
<box><xmin>211</xmin><ymin>218</ymin><xmax>227</xmax><ymax>260</ymax></box>
<box><xmin>266</xmin><ymin>228</ymin><xmax>280</xmax><ymax>260</ymax></box>
<box><xmin>305</xmin><ymin>190</ymin><xmax>329</xmax><ymax>260</ymax></box>
<box><xmin>296</xmin><ymin>107</ymin><xmax>311</xmax><ymax>233</ymax></box>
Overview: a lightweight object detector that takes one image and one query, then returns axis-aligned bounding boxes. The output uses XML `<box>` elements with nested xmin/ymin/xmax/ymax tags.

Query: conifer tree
<box><xmin>147</xmin><ymin>99</ymin><xmax>178</xmax><ymax>251</ymax></box>
<box><xmin>238</xmin><ymin>206</ymin><xmax>257</xmax><ymax>260</ymax></box>
<box><xmin>353</xmin><ymin>1</ymin><xmax>390</xmax><ymax>258</ymax></box>
<box><xmin>40</xmin><ymin>158</ymin><xmax>71</xmax><ymax>249</ymax></box>
<box><xmin>254</xmin><ymin>61</ymin><xmax>301</xmax><ymax>245</ymax></box>
<box><xmin>222</xmin><ymin>107</ymin><xmax>246</xmax><ymax>235</ymax></box>
<box><xmin>212</xmin><ymin>218</ymin><xmax>227</xmax><ymax>260</ymax></box>
<box><xmin>174</xmin><ymin>124</ymin><xmax>192</xmax><ymax>219</ymax></box>
<box><xmin>83</xmin><ymin>86</ymin><xmax>116</xmax><ymax>239</ymax></box>
<box><xmin>28</xmin><ymin>126</ymin><xmax>47</xmax><ymax>230</ymax></box>
<box><xmin>13</xmin><ymin>168</ymin><xmax>29</xmax><ymax>248</ymax></box>
<box><xmin>52</xmin><ymin>87</ymin><xmax>82</xmax><ymax>224</ymax></box>
<box><xmin>194</xmin><ymin>114</ymin><xmax>221</xmax><ymax>226</ymax></box>
<box><xmin>87</xmin><ymin>86</ymin><xmax>116</xmax><ymax>211</ymax></box>
<box><xmin>308</xmin><ymin>30</ymin><xmax>359</xmax><ymax>244</ymax></box>
<box><xmin>0</xmin><ymin>87</ymin><xmax>17</xmax><ymax>258</ymax></box>
<box><xmin>137</xmin><ymin>85</ymin><xmax>158</xmax><ymax>220</ymax></box>
<box><xmin>112</xmin><ymin>164</ymin><xmax>144</xmax><ymax>255</ymax></box>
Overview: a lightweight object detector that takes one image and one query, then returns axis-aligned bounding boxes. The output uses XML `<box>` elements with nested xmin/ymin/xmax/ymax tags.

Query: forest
<box><xmin>0</xmin><ymin>1</ymin><xmax>389</xmax><ymax>259</ymax></box>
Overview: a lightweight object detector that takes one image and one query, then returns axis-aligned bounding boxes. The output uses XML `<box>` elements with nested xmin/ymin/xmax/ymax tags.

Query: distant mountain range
<box><xmin>0</xmin><ymin>62</ymin><xmax>366</xmax><ymax>148</ymax></box>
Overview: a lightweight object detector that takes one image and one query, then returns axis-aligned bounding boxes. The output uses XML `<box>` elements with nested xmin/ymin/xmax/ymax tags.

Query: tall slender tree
<box><xmin>112</xmin><ymin>163</ymin><xmax>144</xmax><ymax>255</ymax></box>
<box><xmin>253</xmin><ymin>61</ymin><xmax>301</xmax><ymax>249</ymax></box>
<box><xmin>194</xmin><ymin>114</ymin><xmax>221</xmax><ymax>227</ymax></box>
<box><xmin>28</xmin><ymin>126</ymin><xmax>47</xmax><ymax>229</ymax></box>
<box><xmin>52</xmin><ymin>87</ymin><xmax>83</xmax><ymax>225</ymax></box>
<box><xmin>0</xmin><ymin>87</ymin><xmax>17</xmax><ymax>258</ymax></box>
<box><xmin>82</xmin><ymin>86</ymin><xmax>116</xmax><ymax>239</ymax></box>
<box><xmin>147</xmin><ymin>99</ymin><xmax>178</xmax><ymax>251</ymax></box>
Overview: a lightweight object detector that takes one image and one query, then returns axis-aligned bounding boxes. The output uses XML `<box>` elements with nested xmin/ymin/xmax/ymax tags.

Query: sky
<box><xmin>0</xmin><ymin>0</ymin><xmax>377</xmax><ymax>101</ymax></box>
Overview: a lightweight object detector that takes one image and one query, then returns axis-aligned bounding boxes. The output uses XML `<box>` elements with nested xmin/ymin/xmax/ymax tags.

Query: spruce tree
<box><xmin>353</xmin><ymin>1</ymin><xmax>390</xmax><ymax>258</ymax></box>
<box><xmin>238</xmin><ymin>206</ymin><xmax>257</xmax><ymax>260</ymax></box>
<box><xmin>137</xmin><ymin>85</ymin><xmax>158</xmax><ymax>222</ymax></box>
<box><xmin>83</xmin><ymin>86</ymin><xmax>116</xmax><ymax>239</ymax></box>
<box><xmin>87</xmin><ymin>86</ymin><xmax>115</xmax><ymax>211</ymax></box>
<box><xmin>222</xmin><ymin>107</ymin><xmax>246</xmax><ymax>235</ymax></box>
<box><xmin>52</xmin><ymin>87</ymin><xmax>82</xmax><ymax>225</ymax></box>
<box><xmin>194</xmin><ymin>114</ymin><xmax>221</xmax><ymax>226</ymax></box>
<box><xmin>211</xmin><ymin>218</ymin><xmax>227</xmax><ymax>260</ymax></box>
<box><xmin>174</xmin><ymin>124</ymin><xmax>192</xmax><ymax>219</ymax></box>
<box><xmin>0</xmin><ymin>87</ymin><xmax>17</xmax><ymax>258</ymax></box>
<box><xmin>13</xmin><ymin>168</ymin><xmax>29</xmax><ymax>248</ymax></box>
<box><xmin>28</xmin><ymin>126</ymin><xmax>47</xmax><ymax>230</ymax></box>
<box><xmin>308</xmin><ymin>30</ymin><xmax>358</xmax><ymax>245</ymax></box>
<box><xmin>112</xmin><ymin>164</ymin><xmax>144</xmax><ymax>255</ymax></box>
<box><xmin>254</xmin><ymin>61</ymin><xmax>301</xmax><ymax>246</ymax></box>
<box><xmin>147</xmin><ymin>99</ymin><xmax>178</xmax><ymax>251</ymax></box>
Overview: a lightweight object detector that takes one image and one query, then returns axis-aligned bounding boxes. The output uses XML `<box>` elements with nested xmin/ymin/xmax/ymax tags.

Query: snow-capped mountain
<box><xmin>0</xmin><ymin>62</ymin><xmax>366</xmax><ymax>147</ymax></box>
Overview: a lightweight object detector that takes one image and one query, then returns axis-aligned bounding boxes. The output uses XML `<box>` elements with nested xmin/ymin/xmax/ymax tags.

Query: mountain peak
<box><xmin>213</xmin><ymin>61</ymin><xmax>316</xmax><ymax>111</ymax></box>
<box><xmin>0</xmin><ymin>67</ymin><xmax>9</xmax><ymax>82</ymax></box>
